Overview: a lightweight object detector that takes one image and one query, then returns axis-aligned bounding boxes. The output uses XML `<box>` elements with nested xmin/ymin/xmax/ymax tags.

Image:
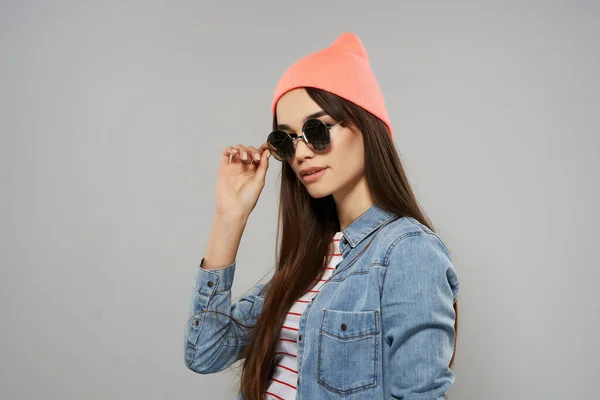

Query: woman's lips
<box><xmin>302</xmin><ymin>167</ymin><xmax>328</xmax><ymax>183</ymax></box>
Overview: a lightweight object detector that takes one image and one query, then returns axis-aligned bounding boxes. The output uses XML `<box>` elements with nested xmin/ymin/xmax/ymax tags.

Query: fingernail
<box><xmin>242</xmin><ymin>152</ymin><xmax>247</xmax><ymax>160</ymax></box>
<box><xmin>254</xmin><ymin>153</ymin><xmax>260</xmax><ymax>161</ymax></box>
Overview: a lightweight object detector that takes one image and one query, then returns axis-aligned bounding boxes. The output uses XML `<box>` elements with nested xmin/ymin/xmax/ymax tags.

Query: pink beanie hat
<box><xmin>271</xmin><ymin>32</ymin><xmax>393</xmax><ymax>136</ymax></box>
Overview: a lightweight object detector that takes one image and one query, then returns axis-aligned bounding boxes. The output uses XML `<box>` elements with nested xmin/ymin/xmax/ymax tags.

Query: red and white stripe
<box><xmin>264</xmin><ymin>231</ymin><xmax>344</xmax><ymax>400</ymax></box>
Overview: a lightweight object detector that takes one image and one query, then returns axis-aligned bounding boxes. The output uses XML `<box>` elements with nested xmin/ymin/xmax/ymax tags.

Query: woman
<box><xmin>184</xmin><ymin>32</ymin><xmax>460</xmax><ymax>400</ymax></box>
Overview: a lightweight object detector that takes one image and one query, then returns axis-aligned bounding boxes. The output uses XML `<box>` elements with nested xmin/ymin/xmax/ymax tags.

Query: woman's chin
<box><xmin>305</xmin><ymin>185</ymin><xmax>333</xmax><ymax>199</ymax></box>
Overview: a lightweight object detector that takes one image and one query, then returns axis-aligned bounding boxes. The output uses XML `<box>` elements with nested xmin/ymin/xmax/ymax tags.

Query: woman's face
<box><xmin>275</xmin><ymin>88</ymin><xmax>366</xmax><ymax>199</ymax></box>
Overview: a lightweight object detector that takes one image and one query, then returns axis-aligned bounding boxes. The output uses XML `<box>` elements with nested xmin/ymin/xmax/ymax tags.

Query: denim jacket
<box><xmin>184</xmin><ymin>203</ymin><xmax>460</xmax><ymax>399</ymax></box>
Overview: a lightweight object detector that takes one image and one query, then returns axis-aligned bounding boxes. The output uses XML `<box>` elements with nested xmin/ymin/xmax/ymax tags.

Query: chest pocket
<box><xmin>317</xmin><ymin>309</ymin><xmax>380</xmax><ymax>395</ymax></box>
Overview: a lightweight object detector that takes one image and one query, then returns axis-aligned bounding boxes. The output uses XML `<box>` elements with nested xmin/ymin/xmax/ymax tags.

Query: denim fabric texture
<box><xmin>184</xmin><ymin>203</ymin><xmax>460</xmax><ymax>399</ymax></box>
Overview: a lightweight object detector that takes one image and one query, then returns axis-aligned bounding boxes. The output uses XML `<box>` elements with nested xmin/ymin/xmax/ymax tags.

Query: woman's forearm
<box><xmin>201</xmin><ymin>213</ymin><xmax>248</xmax><ymax>270</ymax></box>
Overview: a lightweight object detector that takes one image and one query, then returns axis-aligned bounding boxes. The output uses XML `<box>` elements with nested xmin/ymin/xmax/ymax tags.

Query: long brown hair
<box><xmin>232</xmin><ymin>87</ymin><xmax>459</xmax><ymax>399</ymax></box>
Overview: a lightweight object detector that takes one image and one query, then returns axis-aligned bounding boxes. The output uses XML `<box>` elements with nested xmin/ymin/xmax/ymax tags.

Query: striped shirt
<box><xmin>264</xmin><ymin>231</ymin><xmax>344</xmax><ymax>400</ymax></box>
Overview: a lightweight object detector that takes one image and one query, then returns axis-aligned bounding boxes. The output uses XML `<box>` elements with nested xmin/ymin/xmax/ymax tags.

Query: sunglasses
<box><xmin>266</xmin><ymin>119</ymin><xmax>344</xmax><ymax>162</ymax></box>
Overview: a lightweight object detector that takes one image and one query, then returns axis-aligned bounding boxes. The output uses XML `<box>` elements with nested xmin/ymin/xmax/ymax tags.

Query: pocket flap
<box><xmin>320</xmin><ymin>309</ymin><xmax>380</xmax><ymax>339</ymax></box>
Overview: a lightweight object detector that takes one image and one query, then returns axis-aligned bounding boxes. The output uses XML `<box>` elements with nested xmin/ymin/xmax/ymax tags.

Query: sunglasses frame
<box><xmin>267</xmin><ymin>118</ymin><xmax>344</xmax><ymax>162</ymax></box>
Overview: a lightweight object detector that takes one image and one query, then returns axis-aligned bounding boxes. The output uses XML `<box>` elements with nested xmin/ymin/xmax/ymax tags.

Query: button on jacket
<box><xmin>184</xmin><ymin>203</ymin><xmax>460</xmax><ymax>399</ymax></box>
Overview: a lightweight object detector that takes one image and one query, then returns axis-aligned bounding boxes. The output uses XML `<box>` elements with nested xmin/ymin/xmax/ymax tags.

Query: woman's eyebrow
<box><xmin>276</xmin><ymin>110</ymin><xmax>329</xmax><ymax>131</ymax></box>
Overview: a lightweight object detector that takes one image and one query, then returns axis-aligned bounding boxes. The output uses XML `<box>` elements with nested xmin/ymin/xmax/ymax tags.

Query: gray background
<box><xmin>1</xmin><ymin>1</ymin><xmax>598</xmax><ymax>399</ymax></box>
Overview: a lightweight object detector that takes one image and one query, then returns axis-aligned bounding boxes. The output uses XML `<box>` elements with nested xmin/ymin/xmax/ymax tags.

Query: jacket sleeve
<box><xmin>381</xmin><ymin>232</ymin><xmax>460</xmax><ymax>400</ymax></box>
<box><xmin>184</xmin><ymin>257</ymin><xmax>268</xmax><ymax>374</ymax></box>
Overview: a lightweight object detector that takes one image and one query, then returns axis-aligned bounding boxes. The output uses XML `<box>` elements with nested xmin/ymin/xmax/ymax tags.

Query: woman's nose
<box><xmin>293</xmin><ymin>137</ymin><xmax>314</xmax><ymax>159</ymax></box>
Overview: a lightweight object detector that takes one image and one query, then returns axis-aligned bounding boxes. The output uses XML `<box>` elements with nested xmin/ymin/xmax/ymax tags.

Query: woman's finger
<box><xmin>246</xmin><ymin>146</ymin><xmax>261</xmax><ymax>162</ymax></box>
<box><xmin>232</xmin><ymin>144</ymin><xmax>253</xmax><ymax>164</ymax></box>
<box><xmin>258</xmin><ymin>141</ymin><xmax>270</xmax><ymax>153</ymax></box>
<box><xmin>221</xmin><ymin>146</ymin><xmax>237</xmax><ymax>165</ymax></box>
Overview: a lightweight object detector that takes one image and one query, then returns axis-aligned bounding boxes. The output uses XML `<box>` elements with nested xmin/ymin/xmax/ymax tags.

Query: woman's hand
<box><xmin>215</xmin><ymin>142</ymin><xmax>271</xmax><ymax>218</ymax></box>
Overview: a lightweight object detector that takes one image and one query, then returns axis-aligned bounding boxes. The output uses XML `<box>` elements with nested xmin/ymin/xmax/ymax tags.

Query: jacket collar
<box><xmin>339</xmin><ymin>203</ymin><xmax>398</xmax><ymax>254</ymax></box>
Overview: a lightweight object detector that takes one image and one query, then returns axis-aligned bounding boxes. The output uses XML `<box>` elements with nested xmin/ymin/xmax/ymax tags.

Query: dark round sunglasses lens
<box><xmin>303</xmin><ymin>119</ymin><xmax>330</xmax><ymax>151</ymax></box>
<box><xmin>267</xmin><ymin>130</ymin><xmax>294</xmax><ymax>160</ymax></box>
